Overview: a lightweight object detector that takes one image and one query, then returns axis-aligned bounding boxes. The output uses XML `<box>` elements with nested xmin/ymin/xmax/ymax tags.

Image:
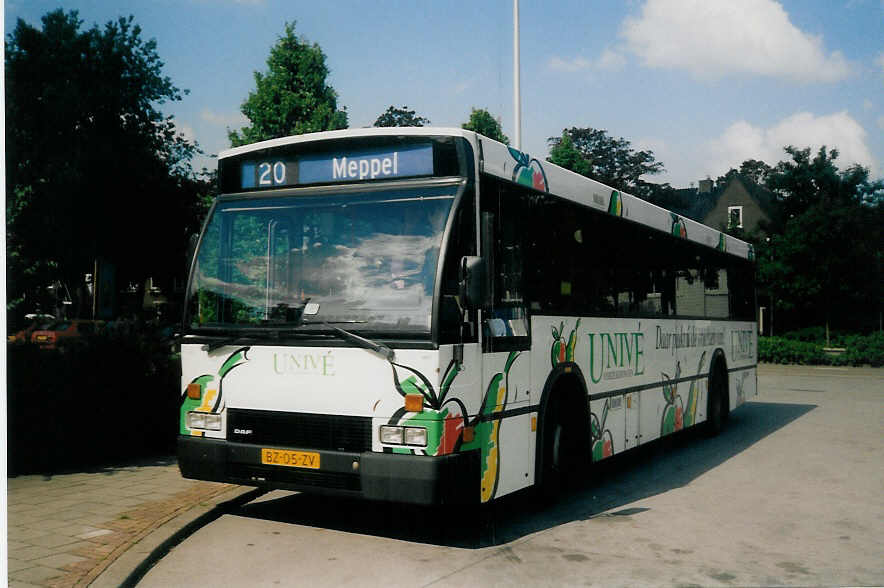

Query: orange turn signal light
<box><xmin>186</xmin><ymin>383</ymin><xmax>202</xmax><ymax>400</ymax></box>
<box><xmin>462</xmin><ymin>426</ymin><xmax>475</xmax><ymax>443</ymax></box>
<box><xmin>404</xmin><ymin>394</ymin><xmax>424</xmax><ymax>412</ymax></box>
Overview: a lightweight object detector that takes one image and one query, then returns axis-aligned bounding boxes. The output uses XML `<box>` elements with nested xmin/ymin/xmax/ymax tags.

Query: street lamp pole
<box><xmin>513</xmin><ymin>0</ymin><xmax>521</xmax><ymax>150</ymax></box>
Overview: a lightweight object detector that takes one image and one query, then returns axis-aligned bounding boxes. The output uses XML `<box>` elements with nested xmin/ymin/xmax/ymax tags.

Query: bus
<box><xmin>178</xmin><ymin>127</ymin><xmax>757</xmax><ymax>505</ymax></box>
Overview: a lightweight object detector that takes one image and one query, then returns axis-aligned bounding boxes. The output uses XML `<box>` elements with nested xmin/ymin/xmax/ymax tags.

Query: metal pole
<box><xmin>513</xmin><ymin>0</ymin><xmax>521</xmax><ymax>150</ymax></box>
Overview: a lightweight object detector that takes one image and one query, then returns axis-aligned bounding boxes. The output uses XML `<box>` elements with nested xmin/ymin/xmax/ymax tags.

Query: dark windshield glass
<box><xmin>186</xmin><ymin>184</ymin><xmax>459</xmax><ymax>335</ymax></box>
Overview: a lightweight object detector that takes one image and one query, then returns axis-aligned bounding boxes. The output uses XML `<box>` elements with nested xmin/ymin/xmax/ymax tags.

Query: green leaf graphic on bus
<box><xmin>550</xmin><ymin>318</ymin><xmax>581</xmax><ymax>368</ymax></box>
<box><xmin>180</xmin><ymin>347</ymin><xmax>250</xmax><ymax>435</ymax></box>
<box><xmin>591</xmin><ymin>399</ymin><xmax>614</xmax><ymax>460</ymax></box>
<box><xmin>670</xmin><ymin>212</ymin><xmax>687</xmax><ymax>239</ymax></box>
<box><xmin>508</xmin><ymin>147</ymin><xmax>548</xmax><ymax>192</ymax></box>
<box><xmin>390</xmin><ymin>359</ymin><xmax>467</xmax><ymax>457</ymax></box>
<box><xmin>607</xmin><ymin>190</ymin><xmax>623</xmax><ymax>217</ymax></box>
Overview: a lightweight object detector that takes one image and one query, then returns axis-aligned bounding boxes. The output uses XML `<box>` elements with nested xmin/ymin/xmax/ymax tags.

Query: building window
<box><xmin>728</xmin><ymin>206</ymin><xmax>743</xmax><ymax>229</ymax></box>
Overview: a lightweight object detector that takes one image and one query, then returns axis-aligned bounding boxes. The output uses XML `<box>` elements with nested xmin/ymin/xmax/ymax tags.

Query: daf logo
<box><xmin>234</xmin><ymin>428</ymin><xmax>253</xmax><ymax>435</ymax></box>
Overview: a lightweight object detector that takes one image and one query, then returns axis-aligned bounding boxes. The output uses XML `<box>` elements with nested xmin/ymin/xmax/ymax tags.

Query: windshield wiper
<box><xmin>191</xmin><ymin>319</ymin><xmax>393</xmax><ymax>360</ymax></box>
<box><xmin>324</xmin><ymin>324</ymin><xmax>395</xmax><ymax>362</ymax></box>
<box><xmin>193</xmin><ymin>327</ymin><xmax>309</xmax><ymax>352</ymax></box>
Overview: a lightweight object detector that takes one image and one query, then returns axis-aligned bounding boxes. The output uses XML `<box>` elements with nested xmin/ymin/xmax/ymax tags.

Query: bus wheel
<box><xmin>540</xmin><ymin>391</ymin><xmax>584</xmax><ymax>500</ymax></box>
<box><xmin>706</xmin><ymin>366</ymin><xmax>727</xmax><ymax>436</ymax></box>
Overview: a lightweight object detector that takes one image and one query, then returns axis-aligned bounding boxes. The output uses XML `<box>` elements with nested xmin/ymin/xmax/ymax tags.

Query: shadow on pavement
<box><xmin>229</xmin><ymin>400</ymin><xmax>815</xmax><ymax>548</ymax></box>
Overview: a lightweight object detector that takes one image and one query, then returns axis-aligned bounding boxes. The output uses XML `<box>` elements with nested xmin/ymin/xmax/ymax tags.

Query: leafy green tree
<box><xmin>758</xmin><ymin>146</ymin><xmax>883</xmax><ymax>337</ymax></box>
<box><xmin>462</xmin><ymin>108</ymin><xmax>509</xmax><ymax>144</ymax></box>
<box><xmin>547</xmin><ymin>127</ymin><xmax>664</xmax><ymax>199</ymax></box>
<box><xmin>373</xmin><ymin>105</ymin><xmax>430</xmax><ymax>127</ymax></box>
<box><xmin>715</xmin><ymin>159</ymin><xmax>772</xmax><ymax>190</ymax></box>
<box><xmin>6</xmin><ymin>10</ymin><xmax>203</xmax><ymax>321</ymax></box>
<box><xmin>229</xmin><ymin>22</ymin><xmax>347</xmax><ymax>146</ymax></box>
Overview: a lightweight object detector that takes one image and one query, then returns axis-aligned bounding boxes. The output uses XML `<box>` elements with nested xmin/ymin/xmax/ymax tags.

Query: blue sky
<box><xmin>5</xmin><ymin>0</ymin><xmax>883</xmax><ymax>187</ymax></box>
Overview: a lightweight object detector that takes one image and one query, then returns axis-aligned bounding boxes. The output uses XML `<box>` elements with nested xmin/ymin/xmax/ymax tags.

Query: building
<box><xmin>672</xmin><ymin>175</ymin><xmax>775</xmax><ymax>235</ymax></box>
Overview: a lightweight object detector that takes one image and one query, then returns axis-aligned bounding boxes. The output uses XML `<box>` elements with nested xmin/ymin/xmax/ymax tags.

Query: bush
<box><xmin>7</xmin><ymin>326</ymin><xmax>181</xmax><ymax>475</ymax></box>
<box><xmin>760</xmin><ymin>331</ymin><xmax>884</xmax><ymax>367</ymax></box>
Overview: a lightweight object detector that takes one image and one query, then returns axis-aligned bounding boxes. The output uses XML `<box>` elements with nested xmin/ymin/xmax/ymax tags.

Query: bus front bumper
<box><xmin>177</xmin><ymin>435</ymin><xmax>480</xmax><ymax>506</ymax></box>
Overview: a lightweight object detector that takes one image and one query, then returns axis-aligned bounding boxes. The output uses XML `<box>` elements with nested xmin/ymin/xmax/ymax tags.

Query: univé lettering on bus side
<box><xmin>273</xmin><ymin>351</ymin><xmax>336</xmax><ymax>376</ymax></box>
<box><xmin>586</xmin><ymin>331</ymin><xmax>645</xmax><ymax>384</ymax></box>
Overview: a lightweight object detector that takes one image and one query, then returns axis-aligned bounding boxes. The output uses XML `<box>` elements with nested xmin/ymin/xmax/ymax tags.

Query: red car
<box><xmin>8</xmin><ymin>315</ymin><xmax>55</xmax><ymax>345</ymax></box>
<box><xmin>30</xmin><ymin>320</ymin><xmax>105</xmax><ymax>349</ymax></box>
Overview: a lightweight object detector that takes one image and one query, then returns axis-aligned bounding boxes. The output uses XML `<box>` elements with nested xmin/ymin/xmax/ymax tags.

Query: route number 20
<box><xmin>258</xmin><ymin>161</ymin><xmax>286</xmax><ymax>186</ymax></box>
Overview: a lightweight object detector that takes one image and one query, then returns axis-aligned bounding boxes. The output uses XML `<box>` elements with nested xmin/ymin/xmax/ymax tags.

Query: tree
<box><xmin>229</xmin><ymin>22</ymin><xmax>347</xmax><ymax>146</ymax></box>
<box><xmin>765</xmin><ymin>146</ymin><xmax>869</xmax><ymax>227</ymax></box>
<box><xmin>373</xmin><ymin>105</ymin><xmax>430</xmax><ymax>127</ymax></box>
<box><xmin>6</xmin><ymin>10</ymin><xmax>203</xmax><ymax>320</ymax></box>
<box><xmin>462</xmin><ymin>108</ymin><xmax>508</xmax><ymax>144</ymax></box>
<box><xmin>547</xmin><ymin>127</ymin><xmax>665</xmax><ymax>199</ymax></box>
<box><xmin>757</xmin><ymin>146</ymin><xmax>883</xmax><ymax>337</ymax></box>
<box><xmin>715</xmin><ymin>159</ymin><xmax>772</xmax><ymax>190</ymax></box>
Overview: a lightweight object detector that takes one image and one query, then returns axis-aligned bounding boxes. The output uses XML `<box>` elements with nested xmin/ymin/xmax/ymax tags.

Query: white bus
<box><xmin>178</xmin><ymin>127</ymin><xmax>757</xmax><ymax>505</ymax></box>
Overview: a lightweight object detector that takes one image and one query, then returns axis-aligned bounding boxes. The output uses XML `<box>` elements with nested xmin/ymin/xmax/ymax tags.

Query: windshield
<box><xmin>186</xmin><ymin>183</ymin><xmax>460</xmax><ymax>336</ymax></box>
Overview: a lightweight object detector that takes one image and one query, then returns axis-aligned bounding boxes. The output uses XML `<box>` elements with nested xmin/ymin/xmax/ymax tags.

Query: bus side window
<box><xmin>480</xmin><ymin>177</ymin><xmax>530</xmax><ymax>351</ymax></box>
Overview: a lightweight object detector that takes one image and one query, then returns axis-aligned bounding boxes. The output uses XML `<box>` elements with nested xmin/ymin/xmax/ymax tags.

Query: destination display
<box><xmin>237</xmin><ymin>144</ymin><xmax>434</xmax><ymax>190</ymax></box>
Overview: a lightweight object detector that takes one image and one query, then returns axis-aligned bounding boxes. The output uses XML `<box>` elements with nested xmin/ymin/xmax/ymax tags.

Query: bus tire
<box><xmin>706</xmin><ymin>362</ymin><xmax>728</xmax><ymax>436</ymax></box>
<box><xmin>540</xmin><ymin>385</ymin><xmax>587</xmax><ymax>501</ymax></box>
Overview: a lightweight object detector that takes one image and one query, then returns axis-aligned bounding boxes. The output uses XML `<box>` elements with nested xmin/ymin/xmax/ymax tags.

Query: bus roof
<box><xmin>219</xmin><ymin>127</ymin><xmax>755</xmax><ymax>261</ymax></box>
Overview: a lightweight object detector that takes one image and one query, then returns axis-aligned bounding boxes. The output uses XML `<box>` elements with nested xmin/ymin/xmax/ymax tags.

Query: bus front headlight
<box><xmin>380</xmin><ymin>425</ymin><xmax>427</xmax><ymax>447</ymax></box>
<box><xmin>187</xmin><ymin>411</ymin><xmax>221</xmax><ymax>431</ymax></box>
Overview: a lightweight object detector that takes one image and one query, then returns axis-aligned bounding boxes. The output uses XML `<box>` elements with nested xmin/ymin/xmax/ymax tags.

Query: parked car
<box><xmin>30</xmin><ymin>320</ymin><xmax>105</xmax><ymax>349</ymax></box>
<box><xmin>8</xmin><ymin>314</ymin><xmax>55</xmax><ymax>344</ymax></box>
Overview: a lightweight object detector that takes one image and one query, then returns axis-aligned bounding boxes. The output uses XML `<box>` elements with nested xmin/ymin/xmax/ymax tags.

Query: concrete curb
<box><xmin>91</xmin><ymin>486</ymin><xmax>266</xmax><ymax>587</ymax></box>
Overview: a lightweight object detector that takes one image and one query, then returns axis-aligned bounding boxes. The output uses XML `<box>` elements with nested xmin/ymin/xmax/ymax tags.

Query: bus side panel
<box><xmin>474</xmin><ymin>350</ymin><xmax>532</xmax><ymax>502</ymax></box>
<box><xmin>532</xmin><ymin>316</ymin><xmax>755</xmax><ymax>461</ymax></box>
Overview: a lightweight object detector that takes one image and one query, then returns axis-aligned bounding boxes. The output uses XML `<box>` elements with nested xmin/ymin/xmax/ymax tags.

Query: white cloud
<box><xmin>548</xmin><ymin>48</ymin><xmax>626</xmax><ymax>73</ymax></box>
<box><xmin>706</xmin><ymin>111</ymin><xmax>876</xmax><ymax>176</ymax></box>
<box><xmin>201</xmin><ymin>108</ymin><xmax>249</xmax><ymax>128</ymax></box>
<box><xmin>620</xmin><ymin>0</ymin><xmax>851</xmax><ymax>82</ymax></box>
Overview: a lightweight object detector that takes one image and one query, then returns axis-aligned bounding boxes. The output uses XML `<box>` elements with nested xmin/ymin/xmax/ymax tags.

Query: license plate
<box><xmin>260</xmin><ymin>448</ymin><xmax>320</xmax><ymax>469</ymax></box>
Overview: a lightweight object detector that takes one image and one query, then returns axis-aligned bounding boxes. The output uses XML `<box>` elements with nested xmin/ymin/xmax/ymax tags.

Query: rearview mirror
<box><xmin>459</xmin><ymin>256</ymin><xmax>488</xmax><ymax>310</ymax></box>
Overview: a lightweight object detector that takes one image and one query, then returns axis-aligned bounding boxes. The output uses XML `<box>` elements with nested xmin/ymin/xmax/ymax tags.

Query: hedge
<box><xmin>760</xmin><ymin>331</ymin><xmax>884</xmax><ymax>367</ymax></box>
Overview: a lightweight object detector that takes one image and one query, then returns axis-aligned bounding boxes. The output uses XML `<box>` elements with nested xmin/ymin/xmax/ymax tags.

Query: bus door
<box><xmin>477</xmin><ymin>178</ymin><xmax>533</xmax><ymax>500</ymax></box>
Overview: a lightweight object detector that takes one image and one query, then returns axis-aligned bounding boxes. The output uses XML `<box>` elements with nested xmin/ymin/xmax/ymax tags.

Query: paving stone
<box><xmin>27</xmin><ymin>534</ymin><xmax>84</xmax><ymax>549</ymax></box>
<box><xmin>8</xmin><ymin>558</ymin><xmax>37</xmax><ymax>573</ymax></box>
<box><xmin>31</xmin><ymin>553</ymin><xmax>88</xmax><ymax>570</ymax></box>
<box><xmin>76</xmin><ymin>528</ymin><xmax>114</xmax><ymax>540</ymax></box>
<box><xmin>9</xmin><ymin>578</ymin><xmax>46</xmax><ymax>588</ymax></box>
<box><xmin>8</xmin><ymin>545</ymin><xmax>56</xmax><ymax>561</ymax></box>
<box><xmin>9</xmin><ymin>564</ymin><xmax>66</xmax><ymax>584</ymax></box>
<box><xmin>8</xmin><ymin>525</ymin><xmax>54</xmax><ymax>541</ymax></box>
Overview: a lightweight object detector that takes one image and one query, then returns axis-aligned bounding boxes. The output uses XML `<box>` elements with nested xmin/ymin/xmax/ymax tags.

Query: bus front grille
<box><xmin>227</xmin><ymin>409</ymin><xmax>372</xmax><ymax>453</ymax></box>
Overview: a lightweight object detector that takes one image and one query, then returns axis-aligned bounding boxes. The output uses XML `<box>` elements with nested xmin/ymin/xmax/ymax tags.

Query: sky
<box><xmin>5</xmin><ymin>0</ymin><xmax>883</xmax><ymax>187</ymax></box>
